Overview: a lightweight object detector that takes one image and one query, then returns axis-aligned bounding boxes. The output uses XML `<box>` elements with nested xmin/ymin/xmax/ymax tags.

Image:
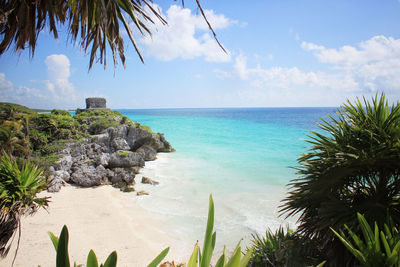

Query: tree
<box><xmin>0</xmin><ymin>0</ymin><xmax>225</xmax><ymax>70</ymax></box>
<box><xmin>281</xmin><ymin>94</ymin><xmax>400</xmax><ymax>265</ymax></box>
<box><xmin>0</xmin><ymin>121</ymin><xmax>30</xmax><ymax>159</ymax></box>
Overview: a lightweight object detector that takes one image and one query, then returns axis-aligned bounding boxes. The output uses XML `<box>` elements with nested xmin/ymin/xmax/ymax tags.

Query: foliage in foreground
<box><xmin>281</xmin><ymin>94</ymin><xmax>400</xmax><ymax>264</ymax></box>
<box><xmin>0</xmin><ymin>152</ymin><xmax>48</xmax><ymax>258</ymax></box>
<box><xmin>0</xmin><ymin>0</ymin><xmax>223</xmax><ymax>70</ymax></box>
<box><xmin>248</xmin><ymin>226</ymin><xmax>322</xmax><ymax>267</ymax></box>
<box><xmin>331</xmin><ymin>213</ymin><xmax>400</xmax><ymax>267</ymax></box>
<box><xmin>45</xmin><ymin>195</ymin><xmax>252</xmax><ymax>267</ymax></box>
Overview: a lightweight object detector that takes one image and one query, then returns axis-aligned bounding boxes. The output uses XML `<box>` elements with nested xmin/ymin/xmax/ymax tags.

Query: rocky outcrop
<box><xmin>49</xmin><ymin>124</ymin><xmax>173</xmax><ymax>193</ymax></box>
<box><xmin>141</xmin><ymin>176</ymin><xmax>159</xmax><ymax>185</ymax></box>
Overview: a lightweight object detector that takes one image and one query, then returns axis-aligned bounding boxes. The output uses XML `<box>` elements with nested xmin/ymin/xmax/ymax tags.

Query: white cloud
<box><xmin>216</xmin><ymin>35</ymin><xmax>400</xmax><ymax>106</ymax></box>
<box><xmin>233</xmin><ymin>55</ymin><xmax>359</xmax><ymax>92</ymax></box>
<box><xmin>45</xmin><ymin>54</ymin><xmax>76</xmax><ymax>102</ymax></box>
<box><xmin>0</xmin><ymin>73</ymin><xmax>51</xmax><ymax>108</ymax></box>
<box><xmin>302</xmin><ymin>36</ymin><xmax>400</xmax><ymax>92</ymax></box>
<box><xmin>0</xmin><ymin>54</ymin><xmax>82</xmax><ymax>109</ymax></box>
<box><xmin>138</xmin><ymin>4</ymin><xmax>232</xmax><ymax>62</ymax></box>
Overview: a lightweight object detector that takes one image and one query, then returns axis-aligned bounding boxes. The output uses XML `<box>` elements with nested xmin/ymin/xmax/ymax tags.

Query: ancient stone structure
<box><xmin>86</xmin><ymin>97</ymin><xmax>107</xmax><ymax>110</ymax></box>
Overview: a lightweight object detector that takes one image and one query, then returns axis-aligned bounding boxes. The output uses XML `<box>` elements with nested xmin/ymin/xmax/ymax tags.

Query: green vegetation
<box><xmin>0</xmin><ymin>1</ymin><xmax>220</xmax><ymax>70</ymax></box>
<box><xmin>278</xmin><ymin>94</ymin><xmax>400</xmax><ymax>264</ymax></box>
<box><xmin>248</xmin><ymin>227</ymin><xmax>321</xmax><ymax>267</ymax></box>
<box><xmin>0</xmin><ymin>152</ymin><xmax>48</xmax><ymax>258</ymax></box>
<box><xmin>331</xmin><ymin>213</ymin><xmax>400</xmax><ymax>267</ymax></box>
<box><xmin>51</xmin><ymin>109</ymin><xmax>71</xmax><ymax>116</ymax></box>
<box><xmin>0</xmin><ymin>103</ymin><xmax>36</xmax><ymax>120</ymax></box>
<box><xmin>117</xmin><ymin>151</ymin><xmax>130</xmax><ymax>157</ymax></box>
<box><xmin>44</xmin><ymin>195</ymin><xmax>252</xmax><ymax>267</ymax></box>
<box><xmin>0</xmin><ymin>103</ymin><xmax>153</xmax><ymax>171</ymax></box>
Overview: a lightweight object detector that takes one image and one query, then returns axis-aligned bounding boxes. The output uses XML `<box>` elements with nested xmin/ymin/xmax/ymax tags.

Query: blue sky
<box><xmin>1</xmin><ymin>0</ymin><xmax>400</xmax><ymax>109</ymax></box>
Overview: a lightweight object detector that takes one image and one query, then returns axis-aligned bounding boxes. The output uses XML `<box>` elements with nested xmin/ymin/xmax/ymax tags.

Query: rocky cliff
<box><xmin>47</xmin><ymin>117</ymin><xmax>174</xmax><ymax>193</ymax></box>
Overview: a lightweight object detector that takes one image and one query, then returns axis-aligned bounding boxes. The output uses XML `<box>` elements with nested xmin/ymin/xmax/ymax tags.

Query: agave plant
<box><xmin>0</xmin><ymin>152</ymin><xmax>48</xmax><ymax>260</ymax></box>
<box><xmin>47</xmin><ymin>226</ymin><xmax>118</xmax><ymax>267</ymax></box>
<box><xmin>0</xmin><ymin>0</ymin><xmax>225</xmax><ymax>70</ymax></box>
<box><xmin>331</xmin><ymin>213</ymin><xmax>400</xmax><ymax>267</ymax></box>
<box><xmin>158</xmin><ymin>195</ymin><xmax>253</xmax><ymax>267</ymax></box>
<box><xmin>46</xmin><ymin>195</ymin><xmax>252</xmax><ymax>267</ymax></box>
<box><xmin>281</xmin><ymin>94</ymin><xmax>400</xmax><ymax>264</ymax></box>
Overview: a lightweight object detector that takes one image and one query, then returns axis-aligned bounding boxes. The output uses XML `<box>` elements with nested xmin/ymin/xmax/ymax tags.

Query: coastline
<box><xmin>2</xmin><ymin>184</ymin><xmax>183</xmax><ymax>266</ymax></box>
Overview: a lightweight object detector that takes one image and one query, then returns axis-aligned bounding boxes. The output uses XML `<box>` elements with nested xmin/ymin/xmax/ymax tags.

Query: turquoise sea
<box><xmin>120</xmin><ymin>107</ymin><xmax>337</xmax><ymax>255</ymax></box>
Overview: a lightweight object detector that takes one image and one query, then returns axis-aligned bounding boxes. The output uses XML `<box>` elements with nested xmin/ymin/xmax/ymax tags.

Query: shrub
<box><xmin>0</xmin><ymin>152</ymin><xmax>48</xmax><ymax>258</ymax></box>
<box><xmin>331</xmin><ymin>213</ymin><xmax>400</xmax><ymax>267</ymax></box>
<box><xmin>88</xmin><ymin>118</ymin><xmax>120</xmax><ymax>134</ymax></box>
<box><xmin>29</xmin><ymin>129</ymin><xmax>49</xmax><ymax>151</ymax></box>
<box><xmin>281</xmin><ymin>94</ymin><xmax>400</xmax><ymax>264</ymax></box>
<box><xmin>248</xmin><ymin>227</ymin><xmax>321</xmax><ymax>267</ymax></box>
<box><xmin>51</xmin><ymin>109</ymin><xmax>71</xmax><ymax>116</ymax></box>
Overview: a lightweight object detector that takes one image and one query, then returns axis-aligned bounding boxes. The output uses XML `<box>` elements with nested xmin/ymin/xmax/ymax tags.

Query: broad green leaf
<box><xmin>147</xmin><ymin>247</ymin><xmax>169</xmax><ymax>267</ymax></box>
<box><xmin>48</xmin><ymin>231</ymin><xmax>59</xmax><ymax>251</ymax></box>
<box><xmin>103</xmin><ymin>251</ymin><xmax>117</xmax><ymax>267</ymax></box>
<box><xmin>56</xmin><ymin>225</ymin><xmax>70</xmax><ymax>267</ymax></box>
<box><xmin>187</xmin><ymin>243</ymin><xmax>199</xmax><ymax>267</ymax></box>
<box><xmin>86</xmin><ymin>250</ymin><xmax>98</xmax><ymax>267</ymax></box>
<box><xmin>214</xmin><ymin>248</ymin><xmax>226</xmax><ymax>267</ymax></box>
<box><xmin>201</xmin><ymin>194</ymin><xmax>215</xmax><ymax>267</ymax></box>
<box><xmin>240</xmin><ymin>248</ymin><xmax>253</xmax><ymax>267</ymax></box>
<box><xmin>225</xmin><ymin>245</ymin><xmax>241</xmax><ymax>267</ymax></box>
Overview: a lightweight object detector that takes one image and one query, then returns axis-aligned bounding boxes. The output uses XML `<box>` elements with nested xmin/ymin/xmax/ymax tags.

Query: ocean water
<box><xmin>120</xmin><ymin>107</ymin><xmax>337</xmax><ymax>256</ymax></box>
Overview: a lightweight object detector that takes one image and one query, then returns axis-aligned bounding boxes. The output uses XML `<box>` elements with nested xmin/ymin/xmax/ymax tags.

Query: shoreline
<box><xmin>2</xmin><ymin>184</ymin><xmax>183</xmax><ymax>266</ymax></box>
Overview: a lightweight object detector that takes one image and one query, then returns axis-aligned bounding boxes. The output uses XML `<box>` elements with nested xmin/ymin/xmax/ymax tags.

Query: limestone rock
<box><xmin>141</xmin><ymin>176</ymin><xmax>159</xmax><ymax>185</ymax></box>
<box><xmin>70</xmin><ymin>165</ymin><xmax>108</xmax><ymax>187</ymax></box>
<box><xmin>47</xmin><ymin>176</ymin><xmax>65</xmax><ymax>193</ymax></box>
<box><xmin>108</xmin><ymin>151</ymin><xmax>145</xmax><ymax>168</ymax></box>
<box><xmin>137</xmin><ymin>190</ymin><xmax>149</xmax><ymax>196</ymax></box>
<box><xmin>111</xmin><ymin>137</ymin><xmax>130</xmax><ymax>151</ymax></box>
<box><xmin>107</xmin><ymin>125</ymin><xmax>129</xmax><ymax>139</ymax></box>
<box><xmin>54</xmin><ymin>170</ymin><xmax>71</xmax><ymax>182</ymax></box>
<box><xmin>56</xmin><ymin>155</ymin><xmax>73</xmax><ymax>172</ymax></box>
<box><xmin>136</xmin><ymin>145</ymin><xmax>157</xmax><ymax>161</ymax></box>
<box><xmin>126</xmin><ymin>126</ymin><xmax>153</xmax><ymax>149</ymax></box>
<box><xmin>158</xmin><ymin>133</ymin><xmax>176</xmax><ymax>152</ymax></box>
<box><xmin>110</xmin><ymin>168</ymin><xmax>135</xmax><ymax>185</ymax></box>
<box><xmin>96</xmin><ymin>153</ymin><xmax>111</xmax><ymax>167</ymax></box>
<box><xmin>121</xmin><ymin>185</ymin><xmax>135</xmax><ymax>192</ymax></box>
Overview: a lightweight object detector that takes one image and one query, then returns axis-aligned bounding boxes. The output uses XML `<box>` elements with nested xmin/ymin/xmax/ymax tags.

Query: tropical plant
<box><xmin>281</xmin><ymin>94</ymin><xmax>400</xmax><ymax>264</ymax></box>
<box><xmin>0</xmin><ymin>0</ymin><xmax>224</xmax><ymax>70</ymax></box>
<box><xmin>44</xmin><ymin>195</ymin><xmax>252</xmax><ymax>267</ymax></box>
<box><xmin>0</xmin><ymin>152</ymin><xmax>48</xmax><ymax>261</ymax></box>
<box><xmin>248</xmin><ymin>226</ymin><xmax>321</xmax><ymax>267</ymax></box>
<box><xmin>0</xmin><ymin>120</ymin><xmax>30</xmax><ymax>159</ymax></box>
<box><xmin>331</xmin><ymin>213</ymin><xmax>400</xmax><ymax>267</ymax></box>
<box><xmin>155</xmin><ymin>194</ymin><xmax>253</xmax><ymax>267</ymax></box>
<box><xmin>47</xmin><ymin>225</ymin><xmax>118</xmax><ymax>267</ymax></box>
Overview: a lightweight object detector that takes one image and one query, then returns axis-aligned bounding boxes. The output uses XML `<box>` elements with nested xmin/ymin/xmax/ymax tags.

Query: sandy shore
<box><xmin>2</xmin><ymin>185</ymin><xmax>181</xmax><ymax>267</ymax></box>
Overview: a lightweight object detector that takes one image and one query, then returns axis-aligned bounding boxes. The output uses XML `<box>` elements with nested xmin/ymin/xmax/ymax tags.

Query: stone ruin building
<box><xmin>86</xmin><ymin>97</ymin><xmax>108</xmax><ymax>110</ymax></box>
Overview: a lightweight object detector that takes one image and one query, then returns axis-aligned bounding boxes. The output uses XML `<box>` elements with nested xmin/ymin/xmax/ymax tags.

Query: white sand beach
<box><xmin>2</xmin><ymin>185</ymin><xmax>182</xmax><ymax>267</ymax></box>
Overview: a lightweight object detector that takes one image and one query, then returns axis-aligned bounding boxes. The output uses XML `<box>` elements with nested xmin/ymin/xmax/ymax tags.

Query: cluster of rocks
<box><xmin>47</xmin><ymin>124</ymin><xmax>174</xmax><ymax>193</ymax></box>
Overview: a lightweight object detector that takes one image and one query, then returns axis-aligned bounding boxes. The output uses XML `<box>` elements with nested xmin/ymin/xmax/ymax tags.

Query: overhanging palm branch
<box><xmin>0</xmin><ymin>0</ymin><xmax>225</xmax><ymax>70</ymax></box>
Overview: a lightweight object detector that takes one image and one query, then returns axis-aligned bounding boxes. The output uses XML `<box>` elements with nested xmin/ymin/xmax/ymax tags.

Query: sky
<box><xmin>1</xmin><ymin>0</ymin><xmax>400</xmax><ymax>109</ymax></box>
